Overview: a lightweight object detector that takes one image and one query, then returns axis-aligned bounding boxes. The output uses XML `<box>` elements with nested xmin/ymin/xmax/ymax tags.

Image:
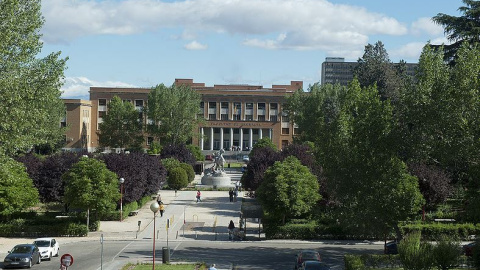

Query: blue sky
<box><xmin>39</xmin><ymin>0</ymin><xmax>463</xmax><ymax>100</ymax></box>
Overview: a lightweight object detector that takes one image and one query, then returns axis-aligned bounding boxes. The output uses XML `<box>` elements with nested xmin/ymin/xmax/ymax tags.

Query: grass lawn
<box><xmin>122</xmin><ymin>263</ymin><xmax>207</xmax><ymax>270</ymax></box>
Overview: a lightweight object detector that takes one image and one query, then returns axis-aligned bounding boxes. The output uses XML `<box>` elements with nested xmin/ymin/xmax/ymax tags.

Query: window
<box><xmin>98</xmin><ymin>111</ymin><xmax>106</xmax><ymax>118</ymax></box>
<box><xmin>209</xmin><ymin>114</ymin><xmax>216</xmax><ymax>120</ymax></box>
<box><xmin>99</xmin><ymin>99</ymin><xmax>107</xmax><ymax>106</ymax></box>
<box><xmin>282</xmin><ymin>128</ymin><xmax>290</xmax><ymax>134</ymax></box>
<box><xmin>135</xmin><ymin>100</ymin><xmax>144</xmax><ymax>107</ymax></box>
<box><xmin>270</xmin><ymin>115</ymin><xmax>278</xmax><ymax>122</ymax></box>
<box><xmin>282</xmin><ymin>140</ymin><xmax>289</xmax><ymax>149</ymax></box>
<box><xmin>221</xmin><ymin>114</ymin><xmax>228</xmax><ymax>120</ymax></box>
<box><xmin>245</xmin><ymin>115</ymin><xmax>253</xmax><ymax>121</ymax></box>
<box><xmin>258</xmin><ymin>115</ymin><xmax>265</xmax><ymax>121</ymax></box>
<box><xmin>294</xmin><ymin>127</ymin><xmax>300</xmax><ymax>135</ymax></box>
<box><xmin>147</xmin><ymin>137</ymin><xmax>154</xmax><ymax>145</ymax></box>
<box><xmin>282</xmin><ymin>115</ymin><xmax>289</xmax><ymax>122</ymax></box>
<box><xmin>233</xmin><ymin>102</ymin><xmax>241</xmax><ymax>120</ymax></box>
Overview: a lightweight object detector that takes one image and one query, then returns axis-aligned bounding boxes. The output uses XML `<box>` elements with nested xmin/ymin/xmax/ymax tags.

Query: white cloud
<box><xmin>411</xmin><ymin>17</ymin><xmax>444</xmax><ymax>36</ymax></box>
<box><xmin>390</xmin><ymin>42</ymin><xmax>426</xmax><ymax>61</ymax></box>
<box><xmin>61</xmin><ymin>76</ymin><xmax>137</xmax><ymax>99</ymax></box>
<box><xmin>41</xmin><ymin>0</ymin><xmax>407</xmax><ymax>50</ymax></box>
<box><xmin>184</xmin><ymin>41</ymin><xmax>208</xmax><ymax>50</ymax></box>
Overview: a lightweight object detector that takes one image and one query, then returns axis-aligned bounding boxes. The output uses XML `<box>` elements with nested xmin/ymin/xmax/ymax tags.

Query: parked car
<box><xmin>3</xmin><ymin>244</ymin><xmax>41</xmax><ymax>269</ymax></box>
<box><xmin>300</xmin><ymin>261</ymin><xmax>331</xmax><ymax>270</ymax></box>
<box><xmin>295</xmin><ymin>250</ymin><xmax>321</xmax><ymax>270</ymax></box>
<box><xmin>384</xmin><ymin>240</ymin><xmax>398</xmax><ymax>254</ymax></box>
<box><xmin>463</xmin><ymin>242</ymin><xmax>476</xmax><ymax>257</ymax></box>
<box><xmin>33</xmin><ymin>238</ymin><xmax>59</xmax><ymax>260</ymax></box>
<box><xmin>242</xmin><ymin>155</ymin><xmax>250</xmax><ymax>162</ymax></box>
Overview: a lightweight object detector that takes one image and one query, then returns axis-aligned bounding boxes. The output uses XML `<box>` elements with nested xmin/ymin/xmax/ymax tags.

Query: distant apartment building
<box><xmin>321</xmin><ymin>57</ymin><xmax>418</xmax><ymax>86</ymax></box>
<box><xmin>63</xmin><ymin>79</ymin><xmax>303</xmax><ymax>152</ymax></box>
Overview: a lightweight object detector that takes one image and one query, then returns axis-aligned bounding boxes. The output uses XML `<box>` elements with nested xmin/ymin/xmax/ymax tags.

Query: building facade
<box><xmin>63</xmin><ymin>79</ymin><xmax>302</xmax><ymax>152</ymax></box>
<box><xmin>321</xmin><ymin>57</ymin><xmax>418</xmax><ymax>86</ymax></box>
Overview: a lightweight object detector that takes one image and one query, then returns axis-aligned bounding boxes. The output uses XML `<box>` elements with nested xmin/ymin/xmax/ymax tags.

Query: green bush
<box><xmin>167</xmin><ymin>167</ymin><xmax>188</xmax><ymax>190</ymax></box>
<box><xmin>180</xmin><ymin>163</ymin><xmax>195</xmax><ymax>182</ymax></box>
<box><xmin>345</xmin><ymin>255</ymin><xmax>365</xmax><ymax>270</ymax></box>
<box><xmin>432</xmin><ymin>235</ymin><xmax>461</xmax><ymax>270</ymax></box>
<box><xmin>400</xmin><ymin>223</ymin><xmax>479</xmax><ymax>240</ymax></box>
<box><xmin>398</xmin><ymin>231</ymin><xmax>434</xmax><ymax>270</ymax></box>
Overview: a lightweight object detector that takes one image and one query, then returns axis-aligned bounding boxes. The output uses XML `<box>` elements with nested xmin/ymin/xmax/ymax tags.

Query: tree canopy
<box><xmin>432</xmin><ymin>0</ymin><xmax>480</xmax><ymax>62</ymax></box>
<box><xmin>0</xmin><ymin>155</ymin><xmax>39</xmax><ymax>216</ymax></box>
<box><xmin>62</xmin><ymin>157</ymin><xmax>120</xmax><ymax>216</ymax></box>
<box><xmin>98</xmin><ymin>96</ymin><xmax>144</xmax><ymax>151</ymax></box>
<box><xmin>146</xmin><ymin>83</ymin><xmax>202</xmax><ymax>146</ymax></box>
<box><xmin>256</xmin><ymin>156</ymin><xmax>320</xmax><ymax>224</ymax></box>
<box><xmin>0</xmin><ymin>0</ymin><xmax>67</xmax><ymax>156</ymax></box>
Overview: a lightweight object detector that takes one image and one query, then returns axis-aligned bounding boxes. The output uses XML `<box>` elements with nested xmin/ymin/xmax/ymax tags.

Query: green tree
<box><xmin>0</xmin><ymin>155</ymin><xmax>39</xmax><ymax>216</ymax></box>
<box><xmin>256</xmin><ymin>156</ymin><xmax>320</xmax><ymax>224</ymax></box>
<box><xmin>354</xmin><ymin>41</ymin><xmax>407</xmax><ymax>103</ymax></box>
<box><xmin>186</xmin><ymin>144</ymin><xmax>204</xmax><ymax>161</ymax></box>
<box><xmin>179</xmin><ymin>163</ymin><xmax>195</xmax><ymax>182</ymax></box>
<box><xmin>146</xmin><ymin>83</ymin><xmax>202</xmax><ymax>145</ymax></box>
<box><xmin>62</xmin><ymin>157</ymin><xmax>120</xmax><ymax>223</ymax></box>
<box><xmin>432</xmin><ymin>235</ymin><xmax>461</xmax><ymax>270</ymax></box>
<box><xmin>432</xmin><ymin>0</ymin><xmax>480</xmax><ymax>63</ymax></box>
<box><xmin>98</xmin><ymin>96</ymin><xmax>144</xmax><ymax>150</ymax></box>
<box><xmin>0</xmin><ymin>0</ymin><xmax>68</xmax><ymax>156</ymax></box>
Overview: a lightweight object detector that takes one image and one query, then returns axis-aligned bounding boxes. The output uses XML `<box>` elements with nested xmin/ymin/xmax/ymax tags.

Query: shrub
<box><xmin>180</xmin><ymin>163</ymin><xmax>195</xmax><ymax>182</ymax></box>
<box><xmin>432</xmin><ymin>235</ymin><xmax>461</xmax><ymax>270</ymax></box>
<box><xmin>167</xmin><ymin>167</ymin><xmax>188</xmax><ymax>190</ymax></box>
<box><xmin>400</xmin><ymin>223</ymin><xmax>480</xmax><ymax>240</ymax></box>
<box><xmin>398</xmin><ymin>231</ymin><xmax>434</xmax><ymax>270</ymax></box>
<box><xmin>345</xmin><ymin>255</ymin><xmax>365</xmax><ymax>270</ymax></box>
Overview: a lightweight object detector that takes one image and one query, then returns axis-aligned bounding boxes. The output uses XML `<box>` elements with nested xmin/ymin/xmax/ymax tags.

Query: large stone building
<box><xmin>63</xmin><ymin>79</ymin><xmax>303</xmax><ymax>153</ymax></box>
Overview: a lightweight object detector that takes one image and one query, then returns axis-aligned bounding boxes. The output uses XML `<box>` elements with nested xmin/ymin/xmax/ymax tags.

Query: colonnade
<box><xmin>200</xmin><ymin>127</ymin><xmax>272</xmax><ymax>151</ymax></box>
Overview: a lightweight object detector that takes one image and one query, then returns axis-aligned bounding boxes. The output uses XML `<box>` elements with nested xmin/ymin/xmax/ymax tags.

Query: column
<box><xmin>249</xmin><ymin>128</ymin><xmax>253</xmax><ymax>150</ymax></box>
<box><xmin>200</xmin><ymin>128</ymin><xmax>204</xmax><ymax>150</ymax></box>
<box><xmin>230</xmin><ymin>128</ymin><xmax>234</xmax><ymax>150</ymax></box>
<box><xmin>210</xmin><ymin>127</ymin><xmax>214</xmax><ymax>151</ymax></box>
<box><xmin>239</xmin><ymin>128</ymin><xmax>243</xmax><ymax>151</ymax></box>
<box><xmin>269</xmin><ymin>129</ymin><xmax>272</xmax><ymax>139</ymax></box>
<box><xmin>220</xmin><ymin>128</ymin><xmax>224</xmax><ymax>150</ymax></box>
<box><xmin>259</xmin><ymin>128</ymin><xmax>263</xmax><ymax>140</ymax></box>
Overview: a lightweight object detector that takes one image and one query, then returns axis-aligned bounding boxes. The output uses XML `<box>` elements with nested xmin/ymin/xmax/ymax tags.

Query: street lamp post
<box><xmin>119</xmin><ymin>178</ymin><xmax>125</xmax><ymax>222</ymax></box>
<box><xmin>150</xmin><ymin>202</ymin><xmax>160</xmax><ymax>270</ymax></box>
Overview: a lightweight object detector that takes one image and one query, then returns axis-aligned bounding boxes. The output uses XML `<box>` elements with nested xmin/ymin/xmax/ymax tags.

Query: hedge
<box><xmin>345</xmin><ymin>254</ymin><xmax>401</xmax><ymax>270</ymax></box>
<box><xmin>0</xmin><ymin>220</ymin><xmax>88</xmax><ymax>237</ymax></box>
<box><xmin>399</xmin><ymin>223</ymin><xmax>480</xmax><ymax>240</ymax></box>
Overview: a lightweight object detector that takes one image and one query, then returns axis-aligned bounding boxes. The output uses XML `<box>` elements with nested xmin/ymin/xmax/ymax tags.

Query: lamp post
<box><xmin>150</xmin><ymin>202</ymin><xmax>160</xmax><ymax>270</ymax></box>
<box><xmin>119</xmin><ymin>178</ymin><xmax>125</xmax><ymax>222</ymax></box>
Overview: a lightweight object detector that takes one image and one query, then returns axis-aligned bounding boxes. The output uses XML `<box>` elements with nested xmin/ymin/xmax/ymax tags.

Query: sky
<box><xmin>38</xmin><ymin>0</ymin><xmax>464</xmax><ymax>100</ymax></box>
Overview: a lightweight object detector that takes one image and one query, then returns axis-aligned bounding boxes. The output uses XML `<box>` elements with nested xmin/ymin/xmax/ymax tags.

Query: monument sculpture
<box><xmin>201</xmin><ymin>148</ymin><xmax>232</xmax><ymax>187</ymax></box>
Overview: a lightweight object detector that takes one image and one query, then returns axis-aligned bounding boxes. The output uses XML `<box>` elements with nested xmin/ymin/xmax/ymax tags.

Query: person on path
<box><xmin>159</xmin><ymin>202</ymin><xmax>165</xmax><ymax>217</ymax></box>
<box><xmin>233</xmin><ymin>187</ymin><xmax>238</xmax><ymax>202</ymax></box>
<box><xmin>156</xmin><ymin>194</ymin><xmax>162</xmax><ymax>205</ymax></box>
<box><xmin>229</xmin><ymin>188</ymin><xmax>234</xmax><ymax>202</ymax></box>
<box><xmin>228</xmin><ymin>220</ymin><xmax>235</xmax><ymax>240</ymax></box>
<box><xmin>208</xmin><ymin>264</ymin><xmax>217</xmax><ymax>270</ymax></box>
<box><xmin>196</xmin><ymin>190</ymin><xmax>202</xmax><ymax>202</ymax></box>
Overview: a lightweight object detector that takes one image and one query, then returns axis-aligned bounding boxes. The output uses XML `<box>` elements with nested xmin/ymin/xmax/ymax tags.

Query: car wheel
<box><xmin>55</xmin><ymin>248</ymin><xmax>59</xmax><ymax>257</ymax></box>
<box><xmin>28</xmin><ymin>259</ymin><xmax>33</xmax><ymax>268</ymax></box>
<box><xmin>37</xmin><ymin>255</ymin><xmax>41</xmax><ymax>264</ymax></box>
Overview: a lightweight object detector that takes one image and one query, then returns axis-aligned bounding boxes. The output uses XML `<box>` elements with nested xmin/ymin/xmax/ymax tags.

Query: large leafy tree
<box><xmin>98</xmin><ymin>96</ymin><xmax>144</xmax><ymax>151</ymax></box>
<box><xmin>354</xmin><ymin>41</ymin><xmax>406</xmax><ymax>103</ymax></box>
<box><xmin>0</xmin><ymin>155</ymin><xmax>39</xmax><ymax>217</ymax></box>
<box><xmin>100</xmin><ymin>153</ymin><xmax>166</xmax><ymax>203</ymax></box>
<box><xmin>160</xmin><ymin>144</ymin><xmax>196</xmax><ymax>166</ymax></box>
<box><xmin>432</xmin><ymin>0</ymin><xmax>480</xmax><ymax>63</ymax></box>
<box><xmin>256</xmin><ymin>156</ymin><xmax>320</xmax><ymax>224</ymax></box>
<box><xmin>146</xmin><ymin>83</ymin><xmax>202</xmax><ymax>146</ymax></box>
<box><xmin>0</xmin><ymin>0</ymin><xmax>67</xmax><ymax>156</ymax></box>
<box><xmin>62</xmin><ymin>157</ymin><xmax>120</xmax><ymax>219</ymax></box>
<box><xmin>289</xmin><ymin>79</ymin><xmax>424</xmax><ymax>237</ymax></box>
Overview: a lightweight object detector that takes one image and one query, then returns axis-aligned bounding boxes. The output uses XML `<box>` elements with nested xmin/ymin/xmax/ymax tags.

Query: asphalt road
<box><xmin>2</xmin><ymin>239</ymin><xmax>384</xmax><ymax>270</ymax></box>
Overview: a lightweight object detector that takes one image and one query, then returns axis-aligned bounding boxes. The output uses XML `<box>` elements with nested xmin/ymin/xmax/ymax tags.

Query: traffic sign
<box><xmin>61</xmin><ymin>253</ymin><xmax>74</xmax><ymax>267</ymax></box>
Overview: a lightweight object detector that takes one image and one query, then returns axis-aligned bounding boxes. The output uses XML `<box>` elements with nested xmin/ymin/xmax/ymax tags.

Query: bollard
<box><xmin>162</xmin><ymin>247</ymin><xmax>170</xmax><ymax>263</ymax></box>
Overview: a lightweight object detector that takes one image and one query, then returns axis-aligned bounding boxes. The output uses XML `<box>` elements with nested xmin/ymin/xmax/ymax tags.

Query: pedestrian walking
<box><xmin>229</xmin><ymin>188</ymin><xmax>234</xmax><ymax>202</ymax></box>
<box><xmin>159</xmin><ymin>202</ymin><xmax>165</xmax><ymax>217</ymax></box>
<box><xmin>196</xmin><ymin>190</ymin><xmax>202</xmax><ymax>202</ymax></box>
<box><xmin>156</xmin><ymin>194</ymin><xmax>162</xmax><ymax>205</ymax></box>
<box><xmin>209</xmin><ymin>264</ymin><xmax>217</xmax><ymax>270</ymax></box>
<box><xmin>228</xmin><ymin>220</ymin><xmax>235</xmax><ymax>240</ymax></box>
<box><xmin>233</xmin><ymin>187</ymin><xmax>238</xmax><ymax>202</ymax></box>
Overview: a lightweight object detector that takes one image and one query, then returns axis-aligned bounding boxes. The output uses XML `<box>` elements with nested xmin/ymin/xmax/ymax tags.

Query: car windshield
<box><xmin>34</xmin><ymin>240</ymin><xmax>50</xmax><ymax>247</ymax></box>
<box><xmin>11</xmin><ymin>246</ymin><xmax>32</xmax><ymax>253</ymax></box>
